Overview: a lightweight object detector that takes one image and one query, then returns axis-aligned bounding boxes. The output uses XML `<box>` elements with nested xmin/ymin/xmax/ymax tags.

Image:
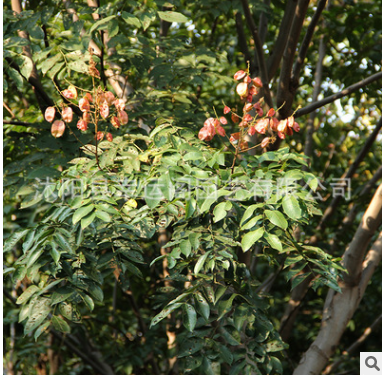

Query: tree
<box><xmin>3</xmin><ymin>0</ymin><xmax>382</xmax><ymax>374</ymax></box>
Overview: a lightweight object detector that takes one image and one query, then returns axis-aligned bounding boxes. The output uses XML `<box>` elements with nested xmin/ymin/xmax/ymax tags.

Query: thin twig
<box><xmin>295</xmin><ymin>71</ymin><xmax>382</xmax><ymax>118</ymax></box>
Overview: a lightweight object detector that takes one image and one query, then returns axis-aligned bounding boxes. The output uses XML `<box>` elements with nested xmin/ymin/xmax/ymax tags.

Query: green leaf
<box><xmin>150</xmin><ymin>302</ymin><xmax>183</xmax><ymax>327</ymax></box>
<box><xmin>54</xmin><ymin>232</ymin><xmax>72</xmax><ymax>253</ymax></box>
<box><xmin>217</xmin><ymin>294</ymin><xmax>237</xmax><ymax>320</ymax></box>
<box><xmin>24</xmin><ymin>297</ymin><xmax>51</xmax><ymax>335</ymax></box>
<box><xmin>95</xmin><ymin>210</ymin><xmax>111</xmax><ymax>222</ymax></box>
<box><xmin>240</xmin><ymin>204</ymin><xmax>263</xmax><ymax>226</ymax></box>
<box><xmin>40</xmin><ymin>54</ymin><xmax>62</xmax><ymax>75</ymax></box>
<box><xmin>51</xmin><ymin>287</ymin><xmax>75</xmax><ymax>305</ymax></box>
<box><xmin>51</xmin><ymin>315</ymin><xmax>71</xmax><ymax>333</ymax></box>
<box><xmin>180</xmin><ymin>239</ymin><xmax>192</xmax><ymax>257</ymax></box>
<box><xmin>291</xmin><ymin>272</ymin><xmax>312</xmax><ymax>290</ymax></box>
<box><xmin>67</xmin><ymin>60</ymin><xmax>89</xmax><ymax>74</ymax></box>
<box><xmin>194</xmin><ymin>292</ymin><xmax>210</xmax><ymax>320</ymax></box>
<box><xmin>158</xmin><ymin>172</ymin><xmax>175</xmax><ymax>201</ymax></box>
<box><xmin>216</xmin><ymin>342</ymin><xmax>233</xmax><ymax>365</ymax></box>
<box><xmin>4</xmin><ymin>229</ymin><xmax>29</xmax><ymax>253</ymax></box>
<box><xmin>264</xmin><ymin>232</ymin><xmax>283</xmax><ymax>252</ymax></box>
<box><xmin>183</xmin><ymin>304</ymin><xmax>197</xmax><ymax>332</ymax></box>
<box><xmin>157</xmin><ymin>11</ymin><xmax>188</xmax><ymax>23</ymax></box>
<box><xmin>282</xmin><ymin>195</ymin><xmax>303</xmax><ymax>220</ymax></box>
<box><xmin>8</xmin><ymin>67</ymin><xmax>24</xmax><ymax>88</ymax></box>
<box><xmin>72</xmin><ymin>204</ymin><xmax>94</xmax><ymax>225</ymax></box>
<box><xmin>121</xmin><ymin>12</ymin><xmax>141</xmax><ymax>28</ymax></box>
<box><xmin>20</xmin><ymin>56</ymin><xmax>34</xmax><ymax>79</ymax></box>
<box><xmin>16</xmin><ymin>285</ymin><xmax>40</xmax><ymax>305</ymax></box>
<box><xmin>108</xmin><ymin>18</ymin><xmax>119</xmax><ymax>38</ymax></box>
<box><xmin>241</xmin><ymin>228</ymin><xmax>264</xmax><ymax>252</ymax></box>
<box><xmin>81</xmin><ymin>212</ymin><xmax>96</xmax><ymax>230</ymax></box>
<box><xmin>213</xmin><ymin>201</ymin><xmax>232</xmax><ymax>223</ymax></box>
<box><xmin>194</xmin><ymin>251</ymin><xmax>211</xmax><ymax>275</ymax></box>
<box><xmin>178</xmin><ymin>337</ymin><xmax>205</xmax><ymax>357</ymax></box>
<box><xmin>241</xmin><ymin>214</ymin><xmax>262</xmax><ymax>231</ymax></box>
<box><xmin>220</xmin><ymin>325</ymin><xmax>241</xmax><ymax>346</ymax></box>
<box><xmin>264</xmin><ymin>210</ymin><xmax>288</xmax><ymax>230</ymax></box>
<box><xmin>59</xmin><ymin>302</ymin><xmax>81</xmax><ymax>323</ymax></box>
<box><xmin>34</xmin><ymin>321</ymin><xmax>51</xmax><ymax>340</ymax></box>
<box><xmin>284</xmin><ymin>255</ymin><xmax>304</xmax><ymax>267</ymax></box>
<box><xmin>89</xmin><ymin>15</ymin><xmax>117</xmax><ymax>33</ymax></box>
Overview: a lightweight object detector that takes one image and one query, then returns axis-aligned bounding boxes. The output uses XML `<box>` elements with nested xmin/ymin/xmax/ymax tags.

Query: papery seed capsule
<box><xmin>234</xmin><ymin>70</ymin><xmax>246</xmax><ymax>81</ymax></box>
<box><xmin>51</xmin><ymin>120</ymin><xmax>65</xmax><ymax>138</ymax></box>
<box><xmin>223</xmin><ymin>106</ymin><xmax>231</xmax><ymax>114</ymax></box>
<box><xmin>111</xmin><ymin>116</ymin><xmax>121</xmax><ymax>129</ymax></box>
<box><xmin>252</xmin><ymin>77</ymin><xmax>263</xmax><ymax>88</ymax></box>
<box><xmin>77</xmin><ymin>120</ymin><xmax>88</xmax><ymax>131</ymax></box>
<box><xmin>106</xmin><ymin>132</ymin><xmax>113</xmax><ymax>142</ymax></box>
<box><xmin>243</xmin><ymin>113</ymin><xmax>253</xmax><ymax>122</ymax></box>
<box><xmin>216</xmin><ymin>125</ymin><xmax>226</xmax><ymax>137</ymax></box>
<box><xmin>229</xmin><ymin>132</ymin><xmax>240</xmax><ymax>144</ymax></box>
<box><xmin>249</xmin><ymin>86</ymin><xmax>258</xmax><ymax>96</ymax></box>
<box><xmin>243</xmin><ymin>103</ymin><xmax>254</xmax><ymax>112</ymax></box>
<box><xmin>104</xmin><ymin>91</ymin><xmax>116</xmax><ymax>106</ymax></box>
<box><xmin>261</xmin><ymin>137</ymin><xmax>271</xmax><ymax>148</ymax></box>
<box><xmin>236</xmin><ymin>82</ymin><xmax>249</xmax><ymax>97</ymax></box>
<box><xmin>293</xmin><ymin>122</ymin><xmax>300</xmax><ymax>132</ymax></box>
<box><xmin>246</xmin><ymin>94</ymin><xmax>253</xmax><ymax>103</ymax></box>
<box><xmin>118</xmin><ymin>110</ymin><xmax>129</xmax><ymax>125</ymax></box>
<box><xmin>267</xmin><ymin>108</ymin><xmax>275</xmax><ymax>117</ymax></box>
<box><xmin>270</xmin><ymin>118</ymin><xmax>279</xmax><ymax>131</ymax></box>
<box><xmin>114</xmin><ymin>98</ymin><xmax>125</xmax><ymax>112</ymax></box>
<box><xmin>277</xmin><ymin>119</ymin><xmax>288</xmax><ymax>133</ymax></box>
<box><xmin>239</xmin><ymin>140</ymin><xmax>248</xmax><ymax>150</ymax></box>
<box><xmin>62</xmin><ymin>85</ymin><xmax>77</xmax><ymax>99</ymax></box>
<box><xmin>219</xmin><ymin>116</ymin><xmax>228</xmax><ymax>125</ymax></box>
<box><xmin>256</xmin><ymin>107</ymin><xmax>264</xmax><ymax>117</ymax></box>
<box><xmin>44</xmin><ymin>106</ymin><xmax>56</xmax><ymax>122</ymax></box>
<box><xmin>244</xmin><ymin>75</ymin><xmax>252</xmax><ymax>84</ymax></box>
<box><xmin>96</xmin><ymin>131</ymin><xmax>104</xmax><ymax>141</ymax></box>
<box><xmin>248</xmin><ymin>126</ymin><xmax>256</xmax><ymax>136</ymax></box>
<box><xmin>79</xmin><ymin>98</ymin><xmax>90</xmax><ymax>112</ymax></box>
<box><xmin>84</xmin><ymin>92</ymin><xmax>93</xmax><ymax>102</ymax></box>
<box><xmin>198</xmin><ymin>126</ymin><xmax>214</xmax><ymax>141</ymax></box>
<box><xmin>231</xmin><ymin>113</ymin><xmax>240</xmax><ymax>123</ymax></box>
<box><xmin>278</xmin><ymin>131</ymin><xmax>286</xmax><ymax>139</ymax></box>
<box><xmin>255</xmin><ymin>118</ymin><xmax>269</xmax><ymax>134</ymax></box>
<box><xmin>100</xmin><ymin>103</ymin><xmax>109</xmax><ymax>119</ymax></box>
<box><xmin>287</xmin><ymin>116</ymin><xmax>295</xmax><ymax>127</ymax></box>
<box><xmin>83</xmin><ymin>112</ymin><xmax>90</xmax><ymax>123</ymax></box>
<box><xmin>239</xmin><ymin>121</ymin><xmax>248</xmax><ymax>128</ymax></box>
<box><xmin>62</xmin><ymin>107</ymin><xmax>73</xmax><ymax>123</ymax></box>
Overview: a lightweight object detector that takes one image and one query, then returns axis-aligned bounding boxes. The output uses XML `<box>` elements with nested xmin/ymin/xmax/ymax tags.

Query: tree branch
<box><xmin>291</xmin><ymin>0</ymin><xmax>327</xmax><ymax>86</ymax></box>
<box><xmin>235</xmin><ymin>12</ymin><xmax>254</xmax><ymax>70</ymax></box>
<box><xmin>323</xmin><ymin>313</ymin><xmax>382</xmax><ymax>375</ymax></box>
<box><xmin>295</xmin><ymin>71</ymin><xmax>382</xmax><ymax>118</ymax></box>
<box><xmin>302</xmin><ymin>34</ymin><xmax>326</xmax><ymax>164</ymax></box>
<box><xmin>240</xmin><ymin>0</ymin><xmax>273</xmax><ymax>108</ymax></box>
<box><xmin>267</xmin><ymin>0</ymin><xmax>298</xmax><ymax>81</ymax></box>
<box><xmin>293</xmin><ymin>188</ymin><xmax>382</xmax><ymax>375</ymax></box>
<box><xmin>276</xmin><ymin>0</ymin><xmax>310</xmax><ymax>116</ymax></box>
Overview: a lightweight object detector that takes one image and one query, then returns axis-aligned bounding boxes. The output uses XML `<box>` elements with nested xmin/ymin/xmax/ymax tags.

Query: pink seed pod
<box><xmin>118</xmin><ymin>110</ymin><xmax>129</xmax><ymax>125</ymax></box>
<box><xmin>104</xmin><ymin>91</ymin><xmax>116</xmax><ymax>106</ymax></box>
<box><xmin>223</xmin><ymin>106</ymin><xmax>231</xmax><ymax>114</ymax></box>
<box><xmin>248</xmin><ymin>126</ymin><xmax>256</xmax><ymax>136</ymax></box>
<box><xmin>219</xmin><ymin>116</ymin><xmax>228</xmax><ymax>125</ymax></box>
<box><xmin>278</xmin><ymin>131</ymin><xmax>286</xmax><ymax>139</ymax></box>
<box><xmin>62</xmin><ymin>85</ymin><xmax>77</xmax><ymax>99</ymax></box>
<box><xmin>244</xmin><ymin>75</ymin><xmax>252</xmax><ymax>84</ymax></box>
<box><xmin>100</xmin><ymin>103</ymin><xmax>109</xmax><ymax>119</ymax></box>
<box><xmin>198</xmin><ymin>126</ymin><xmax>214</xmax><ymax>141</ymax></box>
<box><xmin>243</xmin><ymin>103</ymin><xmax>254</xmax><ymax>112</ymax></box>
<box><xmin>234</xmin><ymin>70</ymin><xmax>246</xmax><ymax>81</ymax></box>
<box><xmin>267</xmin><ymin>108</ymin><xmax>275</xmax><ymax>117</ymax></box>
<box><xmin>77</xmin><ymin>120</ymin><xmax>88</xmax><ymax>131</ymax></box>
<box><xmin>236</xmin><ymin>82</ymin><xmax>249</xmax><ymax>97</ymax></box>
<box><xmin>114</xmin><ymin>98</ymin><xmax>125</xmax><ymax>112</ymax></box>
<box><xmin>243</xmin><ymin>113</ymin><xmax>253</xmax><ymax>122</ymax></box>
<box><xmin>252</xmin><ymin>77</ymin><xmax>263</xmax><ymax>88</ymax></box>
<box><xmin>44</xmin><ymin>107</ymin><xmax>56</xmax><ymax>122</ymax></box>
<box><xmin>111</xmin><ymin>116</ymin><xmax>121</xmax><ymax>129</ymax></box>
<box><xmin>255</xmin><ymin>118</ymin><xmax>269</xmax><ymax>134</ymax></box>
<box><xmin>106</xmin><ymin>132</ymin><xmax>113</xmax><ymax>142</ymax></box>
<box><xmin>79</xmin><ymin>98</ymin><xmax>90</xmax><ymax>112</ymax></box>
<box><xmin>293</xmin><ymin>122</ymin><xmax>300</xmax><ymax>132</ymax></box>
<box><xmin>96</xmin><ymin>131</ymin><xmax>104</xmax><ymax>141</ymax></box>
<box><xmin>216</xmin><ymin>125</ymin><xmax>226</xmax><ymax>137</ymax></box>
<box><xmin>261</xmin><ymin>137</ymin><xmax>271</xmax><ymax>148</ymax></box>
<box><xmin>62</xmin><ymin>107</ymin><xmax>73</xmax><ymax>123</ymax></box>
<box><xmin>84</xmin><ymin>92</ymin><xmax>93</xmax><ymax>102</ymax></box>
<box><xmin>277</xmin><ymin>119</ymin><xmax>288</xmax><ymax>133</ymax></box>
<box><xmin>83</xmin><ymin>112</ymin><xmax>90</xmax><ymax>123</ymax></box>
<box><xmin>51</xmin><ymin>120</ymin><xmax>65</xmax><ymax>138</ymax></box>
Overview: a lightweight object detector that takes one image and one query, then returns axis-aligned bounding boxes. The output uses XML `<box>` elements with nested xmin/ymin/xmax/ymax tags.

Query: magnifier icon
<box><xmin>365</xmin><ymin>356</ymin><xmax>381</xmax><ymax>371</ymax></box>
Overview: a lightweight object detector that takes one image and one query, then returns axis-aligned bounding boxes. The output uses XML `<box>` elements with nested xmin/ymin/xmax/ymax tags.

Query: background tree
<box><xmin>3</xmin><ymin>0</ymin><xmax>382</xmax><ymax>374</ymax></box>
